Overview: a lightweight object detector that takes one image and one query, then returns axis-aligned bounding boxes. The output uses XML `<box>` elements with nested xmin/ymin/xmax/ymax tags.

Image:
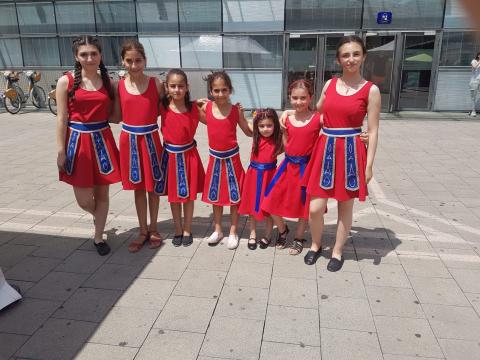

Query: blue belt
<box><xmin>320</xmin><ymin>127</ymin><xmax>362</xmax><ymax>191</ymax></box>
<box><xmin>155</xmin><ymin>141</ymin><xmax>196</xmax><ymax>198</ymax></box>
<box><xmin>265</xmin><ymin>154</ymin><xmax>310</xmax><ymax>205</ymax></box>
<box><xmin>249</xmin><ymin>161</ymin><xmax>277</xmax><ymax>213</ymax></box>
<box><xmin>207</xmin><ymin>146</ymin><xmax>241</xmax><ymax>203</ymax></box>
<box><xmin>66</xmin><ymin>121</ymin><xmax>113</xmax><ymax>175</ymax></box>
<box><xmin>122</xmin><ymin>123</ymin><xmax>158</xmax><ymax>135</ymax></box>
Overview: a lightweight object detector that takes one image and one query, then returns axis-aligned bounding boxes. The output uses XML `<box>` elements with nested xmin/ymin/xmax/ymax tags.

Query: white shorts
<box><xmin>469</xmin><ymin>79</ymin><xmax>480</xmax><ymax>91</ymax></box>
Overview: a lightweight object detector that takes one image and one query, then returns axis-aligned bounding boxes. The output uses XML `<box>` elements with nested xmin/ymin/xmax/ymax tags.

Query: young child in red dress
<box><xmin>261</xmin><ymin>80</ymin><xmax>321</xmax><ymax>256</ymax></box>
<box><xmin>157</xmin><ymin>69</ymin><xmax>205</xmax><ymax>247</ymax></box>
<box><xmin>56</xmin><ymin>35</ymin><xmax>121</xmax><ymax>256</ymax></box>
<box><xmin>114</xmin><ymin>39</ymin><xmax>164</xmax><ymax>253</ymax></box>
<box><xmin>201</xmin><ymin>71</ymin><xmax>252</xmax><ymax>250</ymax></box>
<box><xmin>303</xmin><ymin>35</ymin><xmax>380</xmax><ymax>270</ymax></box>
<box><xmin>238</xmin><ymin>109</ymin><xmax>283</xmax><ymax>250</ymax></box>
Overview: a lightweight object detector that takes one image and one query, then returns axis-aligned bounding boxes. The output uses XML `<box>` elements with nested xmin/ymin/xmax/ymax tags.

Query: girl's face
<box><xmin>258</xmin><ymin>117</ymin><xmax>275</xmax><ymax>138</ymax></box>
<box><xmin>122</xmin><ymin>50</ymin><xmax>146</xmax><ymax>75</ymax></box>
<box><xmin>336</xmin><ymin>42</ymin><xmax>366</xmax><ymax>73</ymax></box>
<box><xmin>75</xmin><ymin>44</ymin><xmax>101</xmax><ymax>69</ymax></box>
<box><xmin>289</xmin><ymin>87</ymin><xmax>312</xmax><ymax>112</ymax></box>
<box><xmin>210</xmin><ymin>78</ymin><xmax>231</xmax><ymax>104</ymax></box>
<box><xmin>167</xmin><ymin>74</ymin><xmax>188</xmax><ymax>101</ymax></box>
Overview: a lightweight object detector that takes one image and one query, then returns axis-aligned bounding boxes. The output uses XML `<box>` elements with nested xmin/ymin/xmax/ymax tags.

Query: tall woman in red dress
<box><xmin>303</xmin><ymin>36</ymin><xmax>381</xmax><ymax>269</ymax></box>
<box><xmin>56</xmin><ymin>36</ymin><xmax>121</xmax><ymax>256</ymax></box>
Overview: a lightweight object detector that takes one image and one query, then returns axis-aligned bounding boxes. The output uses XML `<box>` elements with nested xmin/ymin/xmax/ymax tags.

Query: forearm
<box><xmin>56</xmin><ymin>116</ymin><xmax>68</xmax><ymax>154</ymax></box>
<box><xmin>366</xmin><ymin>129</ymin><xmax>378</xmax><ymax>169</ymax></box>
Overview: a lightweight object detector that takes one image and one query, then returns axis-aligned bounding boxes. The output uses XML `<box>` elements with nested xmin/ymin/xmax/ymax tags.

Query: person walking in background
<box><xmin>469</xmin><ymin>52</ymin><xmax>480</xmax><ymax>117</ymax></box>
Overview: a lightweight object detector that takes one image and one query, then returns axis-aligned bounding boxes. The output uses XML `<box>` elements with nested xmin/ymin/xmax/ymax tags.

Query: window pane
<box><xmin>178</xmin><ymin>0</ymin><xmax>221</xmax><ymax>32</ymax></box>
<box><xmin>21</xmin><ymin>37</ymin><xmax>60</xmax><ymax>66</ymax></box>
<box><xmin>95</xmin><ymin>0</ymin><xmax>136</xmax><ymax>33</ymax></box>
<box><xmin>98</xmin><ymin>36</ymin><xmax>135</xmax><ymax>66</ymax></box>
<box><xmin>0</xmin><ymin>3</ymin><xmax>18</xmax><ymax>34</ymax></box>
<box><xmin>285</xmin><ymin>0</ymin><xmax>362</xmax><ymax>30</ymax></box>
<box><xmin>180</xmin><ymin>35</ymin><xmax>222</xmax><ymax>68</ymax></box>
<box><xmin>444</xmin><ymin>0</ymin><xmax>470</xmax><ymax>28</ymax></box>
<box><xmin>0</xmin><ymin>38</ymin><xmax>23</xmax><ymax>67</ymax></box>
<box><xmin>440</xmin><ymin>32</ymin><xmax>480</xmax><ymax>66</ymax></box>
<box><xmin>136</xmin><ymin>0</ymin><xmax>178</xmax><ymax>32</ymax></box>
<box><xmin>223</xmin><ymin>0</ymin><xmax>284</xmax><ymax>32</ymax></box>
<box><xmin>17</xmin><ymin>2</ymin><xmax>56</xmax><ymax>34</ymax></box>
<box><xmin>55</xmin><ymin>1</ymin><xmax>95</xmax><ymax>33</ymax></box>
<box><xmin>59</xmin><ymin>36</ymin><xmax>76</xmax><ymax>66</ymax></box>
<box><xmin>363</xmin><ymin>0</ymin><xmax>444</xmax><ymax>29</ymax></box>
<box><xmin>229</xmin><ymin>71</ymin><xmax>282</xmax><ymax>109</ymax></box>
<box><xmin>223</xmin><ymin>35</ymin><xmax>283</xmax><ymax>69</ymax></box>
<box><xmin>139</xmin><ymin>36</ymin><xmax>180</xmax><ymax>68</ymax></box>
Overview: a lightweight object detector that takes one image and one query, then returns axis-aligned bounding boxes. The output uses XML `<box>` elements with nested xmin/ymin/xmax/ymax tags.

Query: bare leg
<box><xmin>229</xmin><ymin>205</ymin><xmax>239</xmax><ymax>236</ymax></box>
<box><xmin>264</xmin><ymin>216</ymin><xmax>273</xmax><ymax>239</ymax></box>
<box><xmin>212</xmin><ymin>205</ymin><xmax>223</xmax><ymax>234</ymax></box>
<box><xmin>134</xmin><ymin>190</ymin><xmax>148</xmax><ymax>234</ymax></box>
<box><xmin>170</xmin><ymin>203</ymin><xmax>183</xmax><ymax>236</ymax></box>
<box><xmin>249</xmin><ymin>216</ymin><xmax>257</xmax><ymax>239</ymax></box>
<box><xmin>73</xmin><ymin>186</ymin><xmax>95</xmax><ymax>215</ymax></box>
<box><xmin>333</xmin><ymin>199</ymin><xmax>354</xmax><ymax>260</ymax></box>
<box><xmin>271</xmin><ymin>214</ymin><xmax>288</xmax><ymax>248</ymax></box>
<box><xmin>183</xmin><ymin>200</ymin><xmax>194</xmax><ymax>236</ymax></box>
<box><xmin>147</xmin><ymin>192</ymin><xmax>160</xmax><ymax>233</ymax></box>
<box><xmin>294</xmin><ymin>219</ymin><xmax>307</xmax><ymax>239</ymax></box>
<box><xmin>270</xmin><ymin>214</ymin><xmax>286</xmax><ymax>233</ymax></box>
<box><xmin>308</xmin><ymin>197</ymin><xmax>328</xmax><ymax>252</ymax></box>
<box><xmin>93</xmin><ymin>185</ymin><xmax>109</xmax><ymax>243</ymax></box>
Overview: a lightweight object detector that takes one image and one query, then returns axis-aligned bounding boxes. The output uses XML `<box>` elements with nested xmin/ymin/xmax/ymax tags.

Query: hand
<box><xmin>57</xmin><ymin>152</ymin><xmax>67</xmax><ymax>173</ymax></box>
<box><xmin>196</xmin><ymin>98</ymin><xmax>209</xmax><ymax>108</ymax></box>
<box><xmin>365</xmin><ymin>167</ymin><xmax>373</xmax><ymax>184</ymax></box>
<box><xmin>235</xmin><ymin>102</ymin><xmax>244</xmax><ymax>112</ymax></box>
<box><xmin>360</xmin><ymin>131</ymin><xmax>369</xmax><ymax>145</ymax></box>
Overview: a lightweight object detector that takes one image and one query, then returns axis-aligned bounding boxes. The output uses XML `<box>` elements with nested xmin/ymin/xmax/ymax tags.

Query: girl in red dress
<box><xmin>158</xmin><ymin>69</ymin><xmax>205</xmax><ymax>247</ymax></box>
<box><xmin>115</xmin><ymin>39</ymin><xmax>164</xmax><ymax>253</ymax></box>
<box><xmin>261</xmin><ymin>80</ymin><xmax>322</xmax><ymax>255</ymax></box>
<box><xmin>56</xmin><ymin>35</ymin><xmax>121</xmax><ymax>256</ymax></box>
<box><xmin>303</xmin><ymin>35</ymin><xmax>380</xmax><ymax>270</ymax></box>
<box><xmin>238</xmin><ymin>109</ymin><xmax>283</xmax><ymax>250</ymax></box>
<box><xmin>201</xmin><ymin>71</ymin><xmax>252</xmax><ymax>250</ymax></box>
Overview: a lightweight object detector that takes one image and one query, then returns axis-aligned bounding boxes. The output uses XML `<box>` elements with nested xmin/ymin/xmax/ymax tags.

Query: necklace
<box><xmin>340</xmin><ymin>78</ymin><xmax>363</xmax><ymax>95</ymax></box>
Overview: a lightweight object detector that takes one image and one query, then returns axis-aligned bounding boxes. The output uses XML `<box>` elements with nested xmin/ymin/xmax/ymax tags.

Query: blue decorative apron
<box><xmin>319</xmin><ymin>127</ymin><xmax>362</xmax><ymax>191</ymax></box>
<box><xmin>121</xmin><ymin>123</ymin><xmax>162</xmax><ymax>184</ymax></box>
<box><xmin>207</xmin><ymin>146</ymin><xmax>241</xmax><ymax>203</ymax></box>
<box><xmin>66</xmin><ymin>121</ymin><xmax>113</xmax><ymax>176</ymax></box>
<box><xmin>249</xmin><ymin>161</ymin><xmax>277</xmax><ymax>212</ymax></box>
<box><xmin>155</xmin><ymin>140</ymin><xmax>196</xmax><ymax>198</ymax></box>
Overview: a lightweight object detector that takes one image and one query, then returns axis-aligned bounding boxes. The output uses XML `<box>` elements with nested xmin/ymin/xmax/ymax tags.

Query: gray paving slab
<box><xmin>0</xmin><ymin>333</ymin><xmax>29</xmax><ymax>360</ymax></box>
<box><xmin>319</xmin><ymin>296</ymin><xmax>376</xmax><ymax>332</ymax></box>
<box><xmin>138</xmin><ymin>254</ymin><xmax>189</xmax><ymax>281</ymax></box>
<box><xmin>438</xmin><ymin>338</ymin><xmax>480</xmax><ymax>360</ymax></box>
<box><xmin>153</xmin><ymin>237</ymin><xmax>201</xmax><ymax>257</ymax></box>
<box><xmin>366</xmin><ymin>286</ymin><xmax>425</xmax><ymax>318</ymax></box>
<box><xmin>399</xmin><ymin>255</ymin><xmax>452</xmax><ymax>278</ymax></box>
<box><xmin>82</xmin><ymin>263</ymin><xmax>142</xmax><ymax>290</ymax></box>
<box><xmin>136</xmin><ymin>329</ymin><xmax>204</xmax><ymax>360</ymax></box>
<box><xmin>320</xmin><ymin>328</ymin><xmax>382</xmax><ymax>360</ymax></box>
<box><xmin>25</xmin><ymin>271</ymin><xmax>89</xmax><ymax>301</ymax></box>
<box><xmin>187</xmin><ymin>241</ymin><xmax>234</xmax><ymax>272</ymax></box>
<box><xmin>214</xmin><ymin>284</ymin><xmax>268</xmax><ymax>321</ymax></box>
<box><xmin>0</xmin><ymin>244</ymin><xmax>37</xmax><ymax>271</ymax></box>
<box><xmin>410</xmin><ymin>276</ymin><xmax>471</xmax><ymax>306</ymax></box>
<box><xmin>54</xmin><ymin>249</ymin><xmax>108</xmax><ymax>274</ymax></box>
<box><xmin>173</xmin><ymin>269</ymin><xmax>226</xmax><ymax>299</ymax></box>
<box><xmin>115</xmin><ymin>278</ymin><xmax>176</xmax><ymax>310</ymax></box>
<box><xmin>233</xmin><ymin>241</ymin><xmax>275</xmax><ymax>264</ymax></box>
<box><xmin>74</xmin><ymin>343</ymin><xmax>139</xmax><ymax>360</ymax></box>
<box><xmin>449</xmin><ymin>268</ymin><xmax>480</xmax><ymax>293</ymax></box>
<box><xmin>360</xmin><ymin>263</ymin><xmax>411</xmax><ymax>288</ymax></box>
<box><xmin>225</xmin><ymin>261</ymin><xmax>272</xmax><ymax>288</ymax></box>
<box><xmin>269</xmin><ymin>276</ymin><xmax>318</xmax><ymax>308</ymax></box>
<box><xmin>317</xmin><ymin>270</ymin><xmax>367</xmax><ymax>299</ymax></box>
<box><xmin>259</xmin><ymin>341</ymin><xmax>321</xmax><ymax>360</ymax></box>
<box><xmin>5</xmin><ymin>256</ymin><xmax>61</xmax><ymax>282</ymax></box>
<box><xmin>273</xmin><ymin>253</ymin><xmax>317</xmax><ymax>279</ymax></box>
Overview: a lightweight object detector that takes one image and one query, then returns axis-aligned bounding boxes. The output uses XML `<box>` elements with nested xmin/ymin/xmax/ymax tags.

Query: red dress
<box><xmin>158</xmin><ymin>102</ymin><xmax>205</xmax><ymax>203</ymax></box>
<box><xmin>238</xmin><ymin>136</ymin><xmax>278</xmax><ymax>221</ymax></box>
<box><xmin>261</xmin><ymin>113</ymin><xmax>321</xmax><ymax>219</ymax></box>
<box><xmin>60</xmin><ymin>72</ymin><xmax>121</xmax><ymax>187</ymax></box>
<box><xmin>118</xmin><ymin>77</ymin><xmax>163</xmax><ymax>192</ymax></box>
<box><xmin>202</xmin><ymin>101</ymin><xmax>244</xmax><ymax>206</ymax></box>
<box><xmin>304</xmin><ymin>78</ymin><xmax>372</xmax><ymax>201</ymax></box>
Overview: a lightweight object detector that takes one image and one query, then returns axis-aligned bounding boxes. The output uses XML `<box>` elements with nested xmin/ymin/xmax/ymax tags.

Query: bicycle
<box><xmin>48</xmin><ymin>81</ymin><xmax>57</xmax><ymax>116</ymax></box>
<box><xmin>2</xmin><ymin>71</ymin><xmax>22</xmax><ymax>114</ymax></box>
<box><xmin>2</xmin><ymin>70</ymin><xmax>47</xmax><ymax>114</ymax></box>
<box><xmin>25</xmin><ymin>70</ymin><xmax>46</xmax><ymax>109</ymax></box>
<box><xmin>109</xmin><ymin>70</ymin><xmax>126</xmax><ymax>81</ymax></box>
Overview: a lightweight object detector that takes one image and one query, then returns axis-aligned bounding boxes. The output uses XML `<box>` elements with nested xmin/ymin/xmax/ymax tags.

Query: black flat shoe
<box><xmin>182</xmin><ymin>234</ymin><xmax>193</xmax><ymax>247</ymax></box>
<box><xmin>248</xmin><ymin>237</ymin><xmax>257</xmax><ymax>250</ymax></box>
<box><xmin>258</xmin><ymin>236</ymin><xmax>271</xmax><ymax>249</ymax></box>
<box><xmin>304</xmin><ymin>248</ymin><xmax>322</xmax><ymax>265</ymax></box>
<box><xmin>327</xmin><ymin>256</ymin><xmax>345</xmax><ymax>272</ymax></box>
<box><xmin>94</xmin><ymin>240</ymin><xmax>110</xmax><ymax>256</ymax></box>
<box><xmin>172</xmin><ymin>234</ymin><xmax>183</xmax><ymax>247</ymax></box>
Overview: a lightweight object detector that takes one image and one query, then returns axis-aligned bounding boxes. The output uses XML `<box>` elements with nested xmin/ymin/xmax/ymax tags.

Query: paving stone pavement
<box><xmin>1</xmin><ymin>110</ymin><xmax>480</xmax><ymax>359</ymax></box>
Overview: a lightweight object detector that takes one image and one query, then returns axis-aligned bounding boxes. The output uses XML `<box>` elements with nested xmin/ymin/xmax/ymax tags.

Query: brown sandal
<box><xmin>275</xmin><ymin>225</ymin><xmax>289</xmax><ymax>249</ymax></box>
<box><xmin>148</xmin><ymin>231</ymin><xmax>163</xmax><ymax>249</ymax></box>
<box><xmin>289</xmin><ymin>238</ymin><xmax>306</xmax><ymax>255</ymax></box>
<box><xmin>128</xmin><ymin>232</ymin><xmax>149</xmax><ymax>253</ymax></box>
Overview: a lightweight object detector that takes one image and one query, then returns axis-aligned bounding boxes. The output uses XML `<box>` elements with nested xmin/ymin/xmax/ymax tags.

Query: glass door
<box><xmin>398</xmin><ymin>34</ymin><xmax>435</xmax><ymax>109</ymax></box>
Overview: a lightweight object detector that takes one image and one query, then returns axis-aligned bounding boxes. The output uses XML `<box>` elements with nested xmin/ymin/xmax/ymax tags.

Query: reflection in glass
<box><xmin>21</xmin><ymin>37</ymin><xmax>60</xmax><ymax>66</ymax></box>
<box><xmin>55</xmin><ymin>1</ymin><xmax>95</xmax><ymax>33</ymax></box>
<box><xmin>136</xmin><ymin>0</ymin><xmax>178</xmax><ymax>32</ymax></box>
<box><xmin>285</xmin><ymin>0</ymin><xmax>362</xmax><ymax>30</ymax></box>
<box><xmin>229</xmin><ymin>71</ymin><xmax>282</xmax><ymax>108</ymax></box>
<box><xmin>140</xmin><ymin>36</ymin><xmax>180</xmax><ymax>68</ymax></box>
<box><xmin>98</xmin><ymin>36</ymin><xmax>134</xmax><ymax>66</ymax></box>
<box><xmin>223</xmin><ymin>0</ymin><xmax>284</xmax><ymax>32</ymax></box>
<box><xmin>364</xmin><ymin>36</ymin><xmax>395</xmax><ymax>111</ymax></box>
<box><xmin>178</xmin><ymin>0</ymin><xmax>221</xmax><ymax>32</ymax></box>
<box><xmin>444</xmin><ymin>0</ymin><xmax>470</xmax><ymax>29</ymax></box>
<box><xmin>0</xmin><ymin>3</ymin><xmax>19</xmax><ymax>35</ymax></box>
<box><xmin>440</xmin><ymin>32</ymin><xmax>480</xmax><ymax>67</ymax></box>
<box><xmin>287</xmin><ymin>37</ymin><xmax>317</xmax><ymax>89</ymax></box>
<box><xmin>59</xmin><ymin>37</ymin><xmax>77</xmax><ymax>66</ymax></box>
<box><xmin>223</xmin><ymin>35</ymin><xmax>283</xmax><ymax>69</ymax></box>
<box><xmin>0</xmin><ymin>39</ymin><xmax>23</xmax><ymax>67</ymax></box>
<box><xmin>180</xmin><ymin>36</ymin><xmax>222</xmax><ymax>69</ymax></box>
<box><xmin>95</xmin><ymin>0</ymin><xmax>136</xmax><ymax>33</ymax></box>
<box><xmin>17</xmin><ymin>2</ymin><xmax>57</xmax><ymax>34</ymax></box>
<box><xmin>324</xmin><ymin>36</ymin><xmax>343</xmax><ymax>82</ymax></box>
<box><xmin>399</xmin><ymin>35</ymin><xmax>435</xmax><ymax>109</ymax></box>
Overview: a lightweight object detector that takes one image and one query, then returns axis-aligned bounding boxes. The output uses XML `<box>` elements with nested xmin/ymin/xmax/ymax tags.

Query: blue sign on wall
<box><xmin>377</xmin><ymin>11</ymin><xmax>393</xmax><ymax>24</ymax></box>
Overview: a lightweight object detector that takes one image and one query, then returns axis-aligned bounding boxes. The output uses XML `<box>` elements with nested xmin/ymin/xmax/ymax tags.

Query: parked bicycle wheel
<box><xmin>3</xmin><ymin>90</ymin><xmax>21</xmax><ymax>114</ymax></box>
<box><xmin>13</xmin><ymin>84</ymin><xmax>26</xmax><ymax>105</ymax></box>
<box><xmin>48</xmin><ymin>97</ymin><xmax>57</xmax><ymax>115</ymax></box>
<box><xmin>31</xmin><ymin>85</ymin><xmax>46</xmax><ymax>108</ymax></box>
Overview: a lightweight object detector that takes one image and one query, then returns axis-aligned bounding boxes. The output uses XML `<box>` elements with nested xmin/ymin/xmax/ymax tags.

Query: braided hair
<box><xmin>161</xmin><ymin>68</ymin><xmax>192</xmax><ymax>112</ymax></box>
<box><xmin>69</xmin><ymin>35</ymin><xmax>114</xmax><ymax>101</ymax></box>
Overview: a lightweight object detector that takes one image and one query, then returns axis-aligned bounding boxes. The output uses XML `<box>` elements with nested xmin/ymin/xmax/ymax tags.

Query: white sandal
<box><xmin>227</xmin><ymin>234</ymin><xmax>239</xmax><ymax>250</ymax></box>
<box><xmin>207</xmin><ymin>231</ymin><xmax>223</xmax><ymax>246</ymax></box>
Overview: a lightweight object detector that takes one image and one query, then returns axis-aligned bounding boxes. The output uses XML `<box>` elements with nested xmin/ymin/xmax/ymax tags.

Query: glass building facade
<box><xmin>0</xmin><ymin>0</ymin><xmax>478</xmax><ymax>111</ymax></box>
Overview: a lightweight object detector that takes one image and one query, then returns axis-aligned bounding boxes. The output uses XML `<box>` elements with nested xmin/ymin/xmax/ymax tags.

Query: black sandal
<box><xmin>304</xmin><ymin>247</ymin><xmax>322</xmax><ymax>265</ymax></box>
<box><xmin>248</xmin><ymin>237</ymin><xmax>257</xmax><ymax>250</ymax></box>
<box><xmin>94</xmin><ymin>240</ymin><xmax>111</xmax><ymax>256</ymax></box>
<box><xmin>327</xmin><ymin>256</ymin><xmax>344</xmax><ymax>272</ymax></box>
<box><xmin>182</xmin><ymin>234</ymin><xmax>193</xmax><ymax>247</ymax></box>
<box><xmin>289</xmin><ymin>238</ymin><xmax>306</xmax><ymax>255</ymax></box>
<box><xmin>258</xmin><ymin>236</ymin><xmax>271</xmax><ymax>249</ymax></box>
<box><xmin>172</xmin><ymin>234</ymin><xmax>183</xmax><ymax>247</ymax></box>
<box><xmin>275</xmin><ymin>225</ymin><xmax>289</xmax><ymax>249</ymax></box>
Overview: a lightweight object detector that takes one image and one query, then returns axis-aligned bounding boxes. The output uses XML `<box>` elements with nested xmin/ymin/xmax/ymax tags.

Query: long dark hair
<box><xmin>69</xmin><ymin>35</ymin><xmax>113</xmax><ymax>101</ymax></box>
<box><xmin>161</xmin><ymin>68</ymin><xmax>192</xmax><ymax>112</ymax></box>
<box><xmin>121</xmin><ymin>38</ymin><xmax>146</xmax><ymax>60</ymax></box>
<box><xmin>252</xmin><ymin>108</ymin><xmax>282</xmax><ymax>157</ymax></box>
<box><xmin>476</xmin><ymin>52</ymin><xmax>480</xmax><ymax>61</ymax></box>
<box><xmin>204</xmin><ymin>71</ymin><xmax>234</xmax><ymax>93</ymax></box>
<box><xmin>336</xmin><ymin>35</ymin><xmax>367</xmax><ymax>59</ymax></box>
